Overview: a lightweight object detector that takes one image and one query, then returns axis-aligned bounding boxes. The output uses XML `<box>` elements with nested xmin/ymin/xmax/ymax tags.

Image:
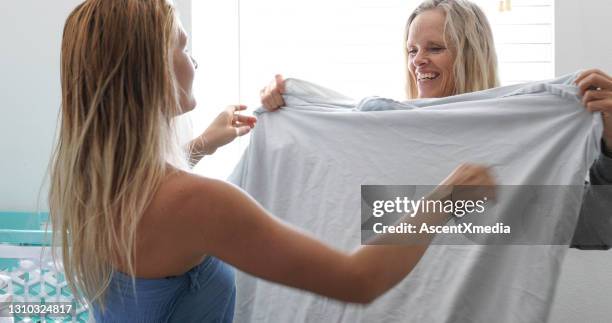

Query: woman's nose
<box><xmin>414</xmin><ymin>51</ymin><xmax>429</xmax><ymax>66</ymax></box>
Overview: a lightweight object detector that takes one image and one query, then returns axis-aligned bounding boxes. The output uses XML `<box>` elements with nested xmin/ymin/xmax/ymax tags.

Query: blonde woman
<box><xmin>261</xmin><ymin>0</ymin><xmax>612</xmax><ymax>249</ymax></box>
<box><xmin>49</xmin><ymin>1</ymin><xmax>496</xmax><ymax>322</ymax></box>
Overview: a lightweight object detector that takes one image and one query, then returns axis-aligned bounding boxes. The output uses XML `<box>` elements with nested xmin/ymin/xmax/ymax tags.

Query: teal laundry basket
<box><xmin>0</xmin><ymin>212</ymin><xmax>88</xmax><ymax>322</ymax></box>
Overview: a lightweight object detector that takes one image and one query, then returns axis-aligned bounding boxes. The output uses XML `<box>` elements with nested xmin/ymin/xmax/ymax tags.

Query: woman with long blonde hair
<box><xmin>402</xmin><ymin>0</ymin><xmax>499</xmax><ymax>99</ymax></box>
<box><xmin>49</xmin><ymin>0</ymin><xmax>495</xmax><ymax>321</ymax></box>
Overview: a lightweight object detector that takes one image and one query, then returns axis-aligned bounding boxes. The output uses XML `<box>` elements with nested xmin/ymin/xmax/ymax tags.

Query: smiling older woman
<box><xmin>260</xmin><ymin>0</ymin><xmax>612</xmax><ymax>249</ymax></box>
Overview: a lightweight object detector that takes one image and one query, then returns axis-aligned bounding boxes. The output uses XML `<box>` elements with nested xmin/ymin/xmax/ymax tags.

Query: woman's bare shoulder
<box><xmin>137</xmin><ymin>169</ymin><xmax>248</xmax><ymax>261</ymax></box>
<box><xmin>134</xmin><ymin>170</ymin><xmax>239</xmax><ymax>275</ymax></box>
<box><xmin>152</xmin><ymin>168</ymin><xmax>246</xmax><ymax>218</ymax></box>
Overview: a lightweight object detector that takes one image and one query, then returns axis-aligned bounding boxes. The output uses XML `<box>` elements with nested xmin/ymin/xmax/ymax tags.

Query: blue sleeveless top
<box><xmin>92</xmin><ymin>256</ymin><xmax>235</xmax><ymax>322</ymax></box>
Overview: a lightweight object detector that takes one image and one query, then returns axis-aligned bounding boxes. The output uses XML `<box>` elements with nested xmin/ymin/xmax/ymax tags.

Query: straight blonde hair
<box><xmin>49</xmin><ymin>0</ymin><xmax>186</xmax><ymax>311</ymax></box>
<box><xmin>404</xmin><ymin>0</ymin><xmax>500</xmax><ymax>99</ymax></box>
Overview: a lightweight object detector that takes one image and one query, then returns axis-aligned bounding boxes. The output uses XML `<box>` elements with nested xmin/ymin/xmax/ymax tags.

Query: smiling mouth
<box><xmin>417</xmin><ymin>72</ymin><xmax>440</xmax><ymax>82</ymax></box>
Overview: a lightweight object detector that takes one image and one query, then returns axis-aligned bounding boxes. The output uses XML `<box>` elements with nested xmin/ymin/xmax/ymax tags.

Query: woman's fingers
<box><xmin>232</xmin><ymin>121</ymin><xmax>256</xmax><ymax>130</ymax></box>
<box><xmin>582</xmin><ymin>89</ymin><xmax>612</xmax><ymax>106</ymax></box>
<box><xmin>267</xmin><ymin>84</ymin><xmax>284</xmax><ymax>109</ymax></box>
<box><xmin>439</xmin><ymin>163</ymin><xmax>497</xmax><ymax>203</ymax></box>
<box><xmin>224</xmin><ymin>106</ymin><xmax>256</xmax><ymax>130</ymax></box>
<box><xmin>275</xmin><ymin>74</ymin><xmax>285</xmax><ymax>94</ymax></box>
<box><xmin>577</xmin><ymin>73</ymin><xmax>612</xmax><ymax>95</ymax></box>
<box><xmin>233</xmin><ymin>114</ymin><xmax>257</xmax><ymax>125</ymax></box>
<box><xmin>223</xmin><ymin>105</ymin><xmax>256</xmax><ymax>127</ymax></box>
<box><xmin>260</xmin><ymin>75</ymin><xmax>286</xmax><ymax>111</ymax></box>
<box><xmin>585</xmin><ymin>98</ymin><xmax>612</xmax><ymax>113</ymax></box>
<box><xmin>235</xmin><ymin>125</ymin><xmax>252</xmax><ymax>136</ymax></box>
<box><xmin>262</xmin><ymin>96</ymin><xmax>273</xmax><ymax>110</ymax></box>
<box><xmin>441</xmin><ymin>164</ymin><xmax>495</xmax><ymax>186</ymax></box>
<box><xmin>225</xmin><ymin>105</ymin><xmax>247</xmax><ymax>115</ymax></box>
<box><xmin>263</xmin><ymin>94</ymin><xmax>281</xmax><ymax>110</ymax></box>
<box><xmin>262</xmin><ymin>86</ymin><xmax>280</xmax><ymax>110</ymax></box>
<box><xmin>575</xmin><ymin>68</ymin><xmax>612</xmax><ymax>85</ymax></box>
<box><xmin>273</xmin><ymin>75</ymin><xmax>286</xmax><ymax>108</ymax></box>
<box><xmin>581</xmin><ymin>86</ymin><xmax>612</xmax><ymax>113</ymax></box>
<box><xmin>576</xmin><ymin>70</ymin><xmax>612</xmax><ymax>118</ymax></box>
<box><xmin>271</xmin><ymin>92</ymin><xmax>284</xmax><ymax>109</ymax></box>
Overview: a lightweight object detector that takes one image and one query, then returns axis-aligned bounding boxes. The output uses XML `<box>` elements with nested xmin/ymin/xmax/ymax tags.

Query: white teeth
<box><xmin>417</xmin><ymin>73</ymin><xmax>439</xmax><ymax>81</ymax></box>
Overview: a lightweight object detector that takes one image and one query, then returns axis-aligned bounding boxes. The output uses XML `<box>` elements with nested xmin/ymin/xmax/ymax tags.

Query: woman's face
<box><xmin>173</xmin><ymin>24</ymin><xmax>197</xmax><ymax>113</ymax></box>
<box><xmin>407</xmin><ymin>9</ymin><xmax>456</xmax><ymax>98</ymax></box>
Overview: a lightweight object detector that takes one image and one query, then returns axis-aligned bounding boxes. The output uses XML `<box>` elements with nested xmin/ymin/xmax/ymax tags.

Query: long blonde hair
<box><xmin>404</xmin><ymin>0</ymin><xmax>499</xmax><ymax>98</ymax></box>
<box><xmin>49</xmin><ymin>0</ymin><xmax>186</xmax><ymax>310</ymax></box>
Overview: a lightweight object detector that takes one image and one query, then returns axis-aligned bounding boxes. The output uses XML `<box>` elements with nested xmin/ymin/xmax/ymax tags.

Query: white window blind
<box><xmin>190</xmin><ymin>0</ymin><xmax>554</xmax><ymax>178</ymax></box>
<box><xmin>472</xmin><ymin>0</ymin><xmax>554</xmax><ymax>84</ymax></box>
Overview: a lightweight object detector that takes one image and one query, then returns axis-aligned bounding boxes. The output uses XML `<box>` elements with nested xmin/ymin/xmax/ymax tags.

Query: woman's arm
<box><xmin>182</xmin><ymin>164</ymin><xmax>494</xmax><ymax>303</ymax></box>
<box><xmin>570</xmin><ymin>69</ymin><xmax>612</xmax><ymax>250</ymax></box>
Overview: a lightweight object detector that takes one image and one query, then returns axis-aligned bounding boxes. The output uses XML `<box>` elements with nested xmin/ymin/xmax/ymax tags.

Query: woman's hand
<box><xmin>437</xmin><ymin>163</ymin><xmax>497</xmax><ymax>202</ymax></box>
<box><xmin>575</xmin><ymin>69</ymin><xmax>612</xmax><ymax>154</ymax></box>
<box><xmin>260</xmin><ymin>74</ymin><xmax>286</xmax><ymax>111</ymax></box>
<box><xmin>190</xmin><ymin>105</ymin><xmax>256</xmax><ymax>162</ymax></box>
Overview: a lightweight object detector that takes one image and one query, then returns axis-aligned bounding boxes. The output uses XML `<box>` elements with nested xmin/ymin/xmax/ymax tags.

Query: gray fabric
<box><xmin>228</xmin><ymin>73</ymin><xmax>604</xmax><ymax>323</ymax></box>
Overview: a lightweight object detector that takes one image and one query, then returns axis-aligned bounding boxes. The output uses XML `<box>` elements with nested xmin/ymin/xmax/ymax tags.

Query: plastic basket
<box><xmin>0</xmin><ymin>212</ymin><xmax>88</xmax><ymax>322</ymax></box>
<box><xmin>0</xmin><ymin>212</ymin><xmax>51</xmax><ymax>247</ymax></box>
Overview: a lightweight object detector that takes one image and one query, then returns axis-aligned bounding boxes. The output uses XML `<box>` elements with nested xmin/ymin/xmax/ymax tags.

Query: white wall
<box><xmin>0</xmin><ymin>0</ymin><xmax>191</xmax><ymax>211</ymax></box>
<box><xmin>0</xmin><ymin>1</ymin><xmax>78</xmax><ymax>211</ymax></box>
<box><xmin>548</xmin><ymin>2</ymin><xmax>612</xmax><ymax>322</ymax></box>
<box><xmin>554</xmin><ymin>0</ymin><xmax>612</xmax><ymax>75</ymax></box>
<box><xmin>0</xmin><ymin>1</ymin><xmax>610</xmax><ymax>322</ymax></box>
